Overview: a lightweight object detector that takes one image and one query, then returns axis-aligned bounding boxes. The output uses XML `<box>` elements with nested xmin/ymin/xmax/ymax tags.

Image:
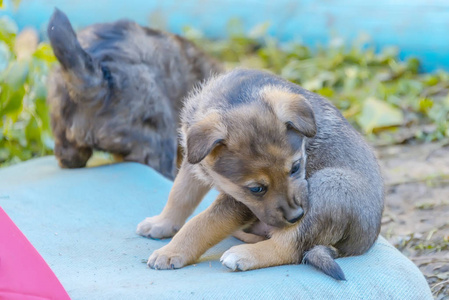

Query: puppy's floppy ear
<box><xmin>263</xmin><ymin>88</ymin><xmax>317</xmax><ymax>137</ymax></box>
<box><xmin>186</xmin><ymin>113</ymin><xmax>226</xmax><ymax>164</ymax></box>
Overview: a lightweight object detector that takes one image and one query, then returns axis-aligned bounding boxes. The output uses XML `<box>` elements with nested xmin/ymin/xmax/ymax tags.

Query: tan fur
<box><xmin>140</xmin><ymin>69</ymin><xmax>383</xmax><ymax>281</ymax></box>
<box><xmin>186</xmin><ymin>112</ymin><xmax>227</xmax><ymax>164</ymax></box>
<box><xmin>112</xmin><ymin>154</ymin><xmax>124</xmax><ymax>162</ymax></box>
<box><xmin>141</xmin><ymin>80</ymin><xmax>311</xmax><ymax>270</ymax></box>
<box><xmin>147</xmin><ymin>194</ymin><xmax>254</xmax><ymax>269</ymax></box>
<box><xmin>136</xmin><ymin>162</ymin><xmax>210</xmax><ymax>238</ymax></box>
<box><xmin>262</xmin><ymin>87</ymin><xmax>316</xmax><ymax>137</ymax></box>
<box><xmin>261</xmin><ymin>87</ymin><xmax>301</xmax><ymax>123</ymax></box>
<box><xmin>232</xmin><ymin>230</ymin><xmax>266</xmax><ymax>244</ymax></box>
<box><xmin>222</xmin><ymin>226</ymin><xmax>299</xmax><ymax>270</ymax></box>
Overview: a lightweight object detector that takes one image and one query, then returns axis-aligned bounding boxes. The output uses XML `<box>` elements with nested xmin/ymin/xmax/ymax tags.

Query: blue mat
<box><xmin>0</xmin><ymin>157</ymin><xmax>432</xmax><ymax>299</ymax></box>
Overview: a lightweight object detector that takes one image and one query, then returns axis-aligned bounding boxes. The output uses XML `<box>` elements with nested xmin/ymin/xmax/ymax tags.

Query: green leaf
<box><xmin>356</xmin><ymin>97</ymin><xmax>404</xmax><ymax>133</ymax></box>
<box><xmin>248</xmin><ymin>22</ymin><xmax>270</xmax><ymax>39</ymax></box>
<box><xmin>419</xmin><ymin>98</ymin><xmax>433</xmax><ymax>113</ymax></box>
<box><xmin>25</xmin><ymin>116</ymin><xmax>40</xmax><ymax>144</ymax></box>
<box><xmin>0</xmin><ymin>40</ymin><xmax>11</xmax><ymax>71</ymax></box>
<box><xmin>226</xmin><ymin>18</ymin><xmax>245</xmax><ymax>38</ymax></box>
<box><xmin>33</xmin><ymin>43</ymin><xmax>56</xmax><ymax>63</ymax></box>
<box><xmin>317</xmin><ymin>87</ymin><xmax>334</xmax><ymax>98</ymax></box>
<box><xmin>35</xmin><ymin>97</ymin><xmax>50</xmax><ymax>130</ymax></box>
<box><xmin>0</xmin><ymin>146</ymin><xmax>10</xmax><ymax>162</ymax></box>
<box><xmin>406</xmin><ymin>57</ymin><xmax>420</xmax><ymax>74</ymax></box>
<box><xmin>0</xmin><ymin>85</ymin><xmax>24</xmax><ymax>117</ymax></box>
<box><xmin>0</xmin><ymin>16</ymin><xmax>18</xmax><ymax>50</ymax></box>
<box><xmin>1</xmin><ymin>60</ymin><xmax>29</xmax><ymax>90</ymax></box>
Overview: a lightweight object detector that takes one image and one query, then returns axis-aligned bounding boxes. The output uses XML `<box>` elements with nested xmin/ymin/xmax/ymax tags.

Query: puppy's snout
<box><xmin>285</xmin><ymin>207</ymin><xmax>304</xmax><ymax>224</ymax></box>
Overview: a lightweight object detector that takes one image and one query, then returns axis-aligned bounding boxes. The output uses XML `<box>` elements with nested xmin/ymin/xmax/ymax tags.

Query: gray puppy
<box><xmin>140</xmin><ymin>69</ymin><xmax>384</xmax><ymax>281</ymax></box>
<box><xmin>46</xmin><ymin>9</ymin><xmax>221</xmax><ymax>179</ymax></box>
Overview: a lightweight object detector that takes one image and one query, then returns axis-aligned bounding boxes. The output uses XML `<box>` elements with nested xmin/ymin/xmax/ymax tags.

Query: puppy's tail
<box><xmin>302</xmin><ymin>245</ymin><xmax>346</xmax><ymax>281</ymax></box>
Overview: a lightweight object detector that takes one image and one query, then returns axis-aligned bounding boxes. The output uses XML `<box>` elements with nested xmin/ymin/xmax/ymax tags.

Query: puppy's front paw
<box><xmin>136</xmin><ymin>215</ymin><xmax>182</xmax><ymax>239</ymax></box>
<box><xmin>147</xmin><ymin>246</ymin><xmax>189</xmax><ymax>270</ymax></box>
<box><xmin>220</xmin><ymin>244</ymin><xmax>258</xmax><ymax>271</ymax></box>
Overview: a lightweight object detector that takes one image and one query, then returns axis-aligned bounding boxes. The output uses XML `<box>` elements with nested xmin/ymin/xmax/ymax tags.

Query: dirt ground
<box><xmin>377</xmin><ymin>142</ymin><xmax>449</xmax><ymax>299</ymax></box>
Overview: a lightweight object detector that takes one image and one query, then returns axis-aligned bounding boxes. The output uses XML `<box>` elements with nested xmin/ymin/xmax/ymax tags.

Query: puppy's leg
<box><xmin>221</xmin><ymin>225</ymin><xmax>300</xmax><ymax>271</ymax></box>
<box><xmin>232</xmin><ymin>221</ymin><xmax>271</xmax><ymax>243</ymax></box>
<box><xmin>148</xmin><ymin>194</ymin><xmax>254</xmax><ymax>269</ymax></box>
<box><xmin>232</xmin><ymin>230</ymin><xmax>266</xmax><ymax>244</ymax></box>
<box><xmin>136</xmin><ymin>161</ymin><xmax>210</xmax><ymax>238</ymax></box>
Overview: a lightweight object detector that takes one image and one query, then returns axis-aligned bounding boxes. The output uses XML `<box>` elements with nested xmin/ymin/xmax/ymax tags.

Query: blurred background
<box><xmin>1</xmin><ymin>0</ymin><xmax>448</xmax><ymax>297</ymax></box>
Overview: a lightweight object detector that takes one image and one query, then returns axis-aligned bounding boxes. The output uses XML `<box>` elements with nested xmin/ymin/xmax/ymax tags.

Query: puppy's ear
<box><xmin>47</xmin><ymin>8</ymin><xmax>104</xmax><ymax>100</ymax></box>
<box><xmin>186</xmin><ymin>113</ymin><xmax>226</xmax><ymax>164</ymax></box>
<box><xmin>263</xmin><ymin>89</ymin><xmax>317</xmax><ymax>137</ymax></box>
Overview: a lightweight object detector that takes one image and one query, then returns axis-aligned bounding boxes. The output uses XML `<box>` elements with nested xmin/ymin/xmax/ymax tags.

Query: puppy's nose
<box><xmin>285</xmin><ymin>207</ymin><xmax>304</xmax><ymax>224</ymax></box>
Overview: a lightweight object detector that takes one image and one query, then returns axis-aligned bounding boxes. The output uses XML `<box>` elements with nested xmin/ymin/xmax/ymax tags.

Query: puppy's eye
<box><xmin>290</xmin><ymin>160</ymin><xmax>301</xmax><ymax>176</ymax></box>
<box><xmin>248</xmin><ymin>185</ymin><xmax>267</xmax><ymax>195</ymax></box>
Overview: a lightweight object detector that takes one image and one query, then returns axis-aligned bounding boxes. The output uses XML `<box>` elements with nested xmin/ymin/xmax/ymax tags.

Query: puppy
<box><xmin>137</xmin><ymin>69</ymin><xmax>384</xmax><ymax>280</ymax></box>
<box><xmin>46</xmin><ymin>9</ymin><xmax>221</xmax><ymax>179</ymax></box>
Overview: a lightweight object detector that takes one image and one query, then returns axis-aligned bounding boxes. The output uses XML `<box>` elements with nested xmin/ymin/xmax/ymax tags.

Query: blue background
<box><xmin>1</xmin><ymin>0</ymin><xmax>449</xmax><ymax>72</ymax></box>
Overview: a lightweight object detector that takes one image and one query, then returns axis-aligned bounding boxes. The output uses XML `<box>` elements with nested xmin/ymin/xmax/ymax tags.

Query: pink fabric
<box><xmin>0</xmin><ymin>207</ymin><xmax>70</xmax><ymax>300</ymax></box>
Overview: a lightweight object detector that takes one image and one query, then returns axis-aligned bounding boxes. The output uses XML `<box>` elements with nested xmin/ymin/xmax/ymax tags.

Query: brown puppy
<box><xmin>137</xmin><ymin>69</ymin><xmax>384</xmax><ymax>280</ymax></box>
<box><xmin>46</xmin><ymin>9</ymin><xmax>221</xmax><ymax>179</ymax></box>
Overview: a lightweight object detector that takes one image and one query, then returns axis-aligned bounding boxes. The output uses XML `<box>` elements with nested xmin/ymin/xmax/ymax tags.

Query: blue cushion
<box><xmin>0</xmin><ymin>157</ymin><xmax>432</xmax><ymax>299</ymax></box>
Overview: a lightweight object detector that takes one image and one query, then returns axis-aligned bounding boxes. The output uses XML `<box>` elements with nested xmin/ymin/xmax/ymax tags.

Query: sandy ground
<box><xmin>378</xmin><ymin>142</ymin><xmax>449</xmax><ymax>299</ymax></box>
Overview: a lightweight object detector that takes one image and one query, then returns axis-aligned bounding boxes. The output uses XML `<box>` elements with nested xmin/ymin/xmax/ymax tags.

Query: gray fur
<box><xmin>303</xmin><ymin>245</ymin><xmax>345</xmax><ymax>281</ymax></box>
<box><xmin>47</xmin><ymin>8</ymin><xmax>221</xmax><ymax>179</ymax></box>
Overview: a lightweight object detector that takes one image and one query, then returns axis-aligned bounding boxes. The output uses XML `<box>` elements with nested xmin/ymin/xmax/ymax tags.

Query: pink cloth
<box><xmin>0</xmin><ymin>207</ymin><xmax>70</xmax><ymax>300</ymax></box>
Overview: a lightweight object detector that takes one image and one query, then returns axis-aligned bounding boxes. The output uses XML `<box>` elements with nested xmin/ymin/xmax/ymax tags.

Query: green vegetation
<box><xmin>185</xmin><ymin>21</ymin><xmax>449</xmax><ymax>145</ymax></box>
<box><xmin>1</xmin><ymin>17</ymin><xmax>449</xmax><ymax>166</ymax></box>
<box><xmin>0</xmin><ymin>16</ymin><xmax>55</xmax><ymax>167</ymax></box>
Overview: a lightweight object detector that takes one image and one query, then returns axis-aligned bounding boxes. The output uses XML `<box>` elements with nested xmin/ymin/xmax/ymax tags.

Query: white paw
<box><xmin>147</xmin><ymin>246</ymin><xmax>189</xmax><ymax>270</ymax></box>
<box><xmin>136</xmin><ymin>215</ymin><xmax>182</xmax><ymax>239</ymax></box>
<box><xmin>220</xmin><ymin>245</ymin><xmax>256</xmax><ymax>271</ymax></box>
